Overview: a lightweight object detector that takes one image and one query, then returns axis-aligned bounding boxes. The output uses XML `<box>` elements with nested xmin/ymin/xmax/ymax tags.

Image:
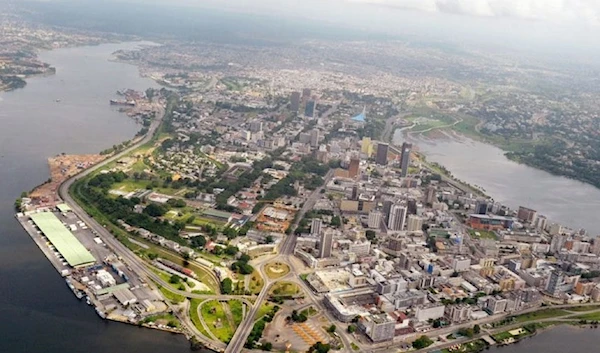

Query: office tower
<box><xmin>368</xmin><ymin>210</ymin><xmax>383</xmax><ymax>228</ymax></box>
<box><xmin>249</xmin><ymin>121</ymin><xmax>263</xmax><ymax>133</ymax></box>
<box><xmin>425</xmin><ymin>186</ymin><xmax>436</xmax><ymax>204</ymax></box>
<box><xmin>376</xmin><ymin>143</ymin><xmax>389</xmax><ymax>165</ymax></box>
<box><xmin>400</xmin><ymin>142</ymin><xmax>412</xmax><ymax>177</ymax></box>
<box><xmin>311</xmin><ymin>218</ymin><xmax>322</xmax><ymax>236</ymax></box>
<box><xmin>517</xmin><ymin>206</ymin><xmax>538</xmax><ymax>224</ymax></box>
<box><xmin>310</xmin><ymin>128</ymin><xmax>320</xmax><ymax>147</ymax></box>
<box><xmin>305</xmin><ymin>100</ymin><xmax>316</xmax><ymax>117</ymax></box>
<box><xmin>475</xmin><ymin>200</ymin><xmax>488</xmax><ymax>215</ymax></box>
<box><xmin>387</xmin><ymin>204</ymin><xmax>407</xmax><ymax>231</ymax></box>
<box><xmin>301</xmin><ymin>88</ymin><xmax>311</xmax><ymax>102</ymax></box>
<box><xmin>290</xmin><ymin>91</ymin><xmax>301</xmax><ymax>112</ymax></box>
<box><xmin>351</xmin><ymin>184</ymin><xmax>359</xmax><ymax>200</ymax></box>
<box><xmin>382</xmin><ymin>200</ymin><xmax>393</xmax><ymax>225</ymax></box>
<box><xmin>407</xmin><ymin>199</ymin><xmax>417</xmax><ymax>215</ymax></box>
<box><xmin>360</xmin><ymin>313</ymin><xmax>395</xmax><ymax>342</ymax></box>
<box><xmin>536</xmin><ymin>216</ymin><xmax>547</xmax><ymax>231</ymax></box>
<box><xmin>406</xmin><ymin>215</ymin><xmax>423</xmax><ymax>232</ymax></box>
<box><xmin>318</xmin><ymin>230</ymin><xmax>333</xmax><ymax>258</ymax></box>
<box><xmin>361</xmin><ymin>137</ymin><xmax>373</xmax><ymax>157</ymax></box>
<box><xmin>348</xmin><ymin>158</ymin><xmax>360</xmax><ymax>178</ymax></box>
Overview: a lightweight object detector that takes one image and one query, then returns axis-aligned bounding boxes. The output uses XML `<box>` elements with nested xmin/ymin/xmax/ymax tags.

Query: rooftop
<box><xmin>30</xmin><ymin>212</ymin><xmax>95</xmax><ymax>268</ymax></box>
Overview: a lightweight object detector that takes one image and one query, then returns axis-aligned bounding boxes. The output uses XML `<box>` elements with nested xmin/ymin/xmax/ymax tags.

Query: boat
<box><xmin>95</xmin><ymin>308</ymin><xmax>106</xmax><ymax>319</ymax></box>
<box><xmin>65</xmin><ymin>278</ymin><xmax>84</xmax><ymax>300</ymax></box>
<box><xmin>55</xmin><ymin>99</ymin><xmax>61</xmax><ymax>103</ymax></box>
<box><xmin>110</xmin><ymin>99</ymin><xmax>135</xmax><ymax>106</ymax></box>
<box><xmin>86</xmin><ymin>296</ymin><xmax>92</xmax><ymax>305</ymax></box>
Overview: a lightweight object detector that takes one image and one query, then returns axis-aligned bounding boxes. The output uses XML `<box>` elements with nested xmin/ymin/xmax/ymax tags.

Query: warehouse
<box><xmin>30</xmin><ymin>212</ymin><xmax>96</xmax><ymax>268</ymax></box>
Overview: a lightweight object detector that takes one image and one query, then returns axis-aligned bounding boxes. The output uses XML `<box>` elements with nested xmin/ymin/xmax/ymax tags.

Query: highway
<box><xmin>55</xmin><ymin>102</ymin><xmax>232</xmax><ymax>350</ymax></box>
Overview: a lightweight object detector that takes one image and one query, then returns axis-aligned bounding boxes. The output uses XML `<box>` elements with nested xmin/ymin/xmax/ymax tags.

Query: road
<box><xmin>55</xmin><ymin>103</ymin><xmax>235</xmax><ymax>350</ymax></box>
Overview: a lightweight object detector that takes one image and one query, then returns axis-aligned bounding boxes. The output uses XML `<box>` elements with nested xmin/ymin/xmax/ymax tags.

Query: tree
<box><xmin>261</xmin><ymin>342</ymin><xmax>272</xmax><ymax>351</ymax></box>
<box><xmin>327</xmin><ymin>324</ymin><xmax>336</xmax><ymax>333</ymax></box>
<box><xmin>412</xmin><ymin>336</ymin><xmax>433</xmax><ymax>349</ymax></box>
<box><xmin>225</xmin><ymin>245</ymin><xmax>239</xmax><ymax>256</ymax></box>
<box><xmin>191</xmin><ymin>235</ymin><xmax>206</xmax><ymax>248</ymax></box>
<box><xmin>221</xmin><ymin>278</ymin><xmax>233</xmax><ymax>294</ymax></box>
<box><xmin>473</xmin><ymin>324</ymin><xmax>481</xmax><ymax>334</ymax></box>
<box><xmin>308</xmin><ymin>342</ymin><xmax>330</xmax><ymax>353</ymax></box>
<box><xmin>169</xmin><ymin>274</ymin><xmax>181</xmax><ymax>284</ymax></box>
<box><xmin>330</xmin><ymin>216</ymin><xmax>342</xmax><ymax>227</ymax></box>
<box><xmin>347</xmin><ymin>325</ymin><xmax>357</xmax><ymax>333</ymax></box>
<box><xmin>144</xmin><ymin>203</ymin><xmax>167</xmax><ymax>217</ymax></box>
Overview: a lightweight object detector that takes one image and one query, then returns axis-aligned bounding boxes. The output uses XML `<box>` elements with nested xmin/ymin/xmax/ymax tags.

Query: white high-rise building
<box><xmin>311</xmin><ymin>218</ymin><xmax>323</xmax><ymax>236</ymax></box>
<box><xmin>318</xmin><ymin>230</ymin><xmax>333</xmax><ymax>258</ymax></box>
<box><xmin>368</xmin><ymin>210</ymin><xmax>383</xmax><ymax>229</ymax></box>
<box><xmin>406</xmin><ymin>215</ymin><xmax>423</xmax><ymax>232</ymax></box>
<box><xmin>387</xmin><ymin>204</ymin><xmax>407</xmax><ymax>231</ymax></box>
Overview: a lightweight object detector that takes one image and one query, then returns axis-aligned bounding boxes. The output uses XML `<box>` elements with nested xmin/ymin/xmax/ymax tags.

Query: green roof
<box><xmin>56</xmin><ymin>204</ymin><xmax>72</xmax><ymax>212</ymax></box>
<box><xmin>95</xmin><ymin>283</ymin><xmax>130</xmax><ymax>295</ymax></box>
<box><xmin>30</xmin><ymin>212</ymin><xmax>96</xmax><ymax>268</ymax></box>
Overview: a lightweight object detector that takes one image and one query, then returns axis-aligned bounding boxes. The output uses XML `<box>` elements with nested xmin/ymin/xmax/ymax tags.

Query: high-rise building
<box><xmin>310</xmin><ymin>128</ymin><xmax>320</xmax><ymax>147</ymax></box>
<box><xmin>359</xmin><ymin>313</ymin><xmax>395</xmax><ymax>343</ymax></box>
<box><xmin>318</xmin><ymin>230</ymin><xmax>333</xmax><ymax>258</ymax></box>
<box><xmin>425</xmin><ymin>186</ymin><xmax>436</xmax><ymax>205</ymax></box>
<box><xmin>406</xmin><ymin>215</ymin><xmax>423</xmax><ymax>232</ymax></box>
<box><xmin>382</xmin><ymin>200</ymin><xmax>393</xmax><ymax>225</ymax></box>
<box><xmin>290</xmin><ymin>91</ymin><xmax>301</xmax><ymax>112</ymax></box>
<box><xmin>517</xmin><ymin>206</ymin><xmax>538</xmax><ymax>224</ymax></box>
<box><xmin>311</xmin><ymin>218</ymin><xmax>322</xmax><ymax>236</ymax></box>
<box><xmin>301</xmin><ymin>88</ymin><xmax>312</xmax><ymax>102</ymax></box>
<box><xmin>368</xmin><ymin>210</ymin><xmax>383</xmax><ymax>229</ymax></box>
<box><xmin>348</xmin><ymin>158</ymin><xmax>360</xmax><ymax>178</ymax></box>
<box><xmin>351</xmin><ymin>184</ymin><xmax>359</xmax><ymax>200</ymax></box>
<box><xmin>376</xmin><ymin>143</ymin><xmax>389</xmax><ymax>165</ymax></box>
<box><xmin>387</xmin><ymin>204</ymin><xmax>407</xmax><ymax>231</ymax></box>
<box><xmin>475</xmin><ymin>200</ymin><xmax>488</xmax><ymax>215</ymax></box>
<box><xmin>407</xmin><ymin>199</ymin><xmax>417</xmax><ymax>215</ymax></box>
<box><xmin>361</xmin><ymin>137</ymin><xmax>373</xmax><ymax>157</ymax></box>
<box><xmin>249</xmin><ymin>121</ymin><xmax>263</xmax><ymax>133</ymax></box>
<box><xmin>399</xmin><ymin>142</ymin><xmax>412</xmax><ymax>177</ymax></box>
<box><xmin>305</xmin><ymin>100</ymin><xmax>316</xmax><ymax>117</ymax></box>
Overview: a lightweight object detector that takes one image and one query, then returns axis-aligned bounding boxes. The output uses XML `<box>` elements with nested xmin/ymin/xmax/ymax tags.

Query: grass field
<box><xmin>567</xmin><ymin>305</ymin><xmax>600</xmax><ymax>312</ymax></box>
<box><xmin>248</xmin><ymin>270</ymin><xmax>264</xmax><ymax>294</ymax></box>
<box><xmin>255</xmin><ymin>301</ymin><xmax>274</xmax><ymax>320</ymax></box>
<box><xmin>264</xmin><ymin>262</ymin><xmax>290</xmax><ymax>279</ymax></box>
<box><xmin>270</xmin><ymin>281</ymin><xmax>300</xmax><ymax>296</ymax></box>
<box><xmin>513</xmin><ymin>309</ymin><xmax>570</xmax><ymax>323</ymax></box>
<box><xmin>201</xmin><ymin>300</ymin><xmax>234</xmax><ymax>343</ymax></box>
<box><xmin>155</xmin><ymin>282</ymin><xmax>185</xmax><ymax>304</ymax></box>
<box><xmin>190</xmin><ymin>299</ymin><xmax>211</xmax><ymax>338</ymax></box>
<box><xmin>229</xmin><ymin>300</ymin><xmax>244</xmax><ymax>327</ymax></box>
<box><xmin>574</xmin><ymin>311</ymin><xmax>600</xmax><ymax>321</ymax></box>
<box><xmin>141</xmin><ymin>313</ymin><xmax>181</xmax><ymax>328</ymax></box>
<box><xmin>468</xmin><ymin>229</ymin><xmax>498</xmax><ymax>240</ymax></box>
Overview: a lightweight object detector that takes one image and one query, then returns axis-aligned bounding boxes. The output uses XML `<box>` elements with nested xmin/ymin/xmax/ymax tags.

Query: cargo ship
<box><xmin>110</xmin><ymin>99</ymin><xmax>135</xmax><ymax>106</ymax></box>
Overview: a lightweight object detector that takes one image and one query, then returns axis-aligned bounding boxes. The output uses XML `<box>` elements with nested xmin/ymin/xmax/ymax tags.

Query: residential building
<box><xmin>359</xmin><ymin>313</ymin><xmax>396</xmax><ymax>342</ymax></box>
<box><xmin>387</xmin><ymin>204</ymin><xmax>407</xmax><ymax>231</ymax></box>
<box><xmin>368</xmin><ymin>210</ymin><xmax>383</xmax><ymax>229</ymax></box>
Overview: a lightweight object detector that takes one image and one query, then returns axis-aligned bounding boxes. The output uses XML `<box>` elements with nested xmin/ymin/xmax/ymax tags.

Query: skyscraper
<box><xmin>302</xmin><ymin>88</ymin><xmax>312</xmax><ymax>102</ymax></box>
<box><xmin>318</xmin><ymin>230</ymin><xmax>333</xmax><ymax>258</ymax></box>
<box><xmin>351</xmin><ymin>184</ymin><xmax>359</xmax><ymax>200</ymax></box>
<box><xmin>305</xmin><ymin>100</ymin><xmax>316</xmax><ymax>118</ymax></box>
<box><xmin>475</xmin><ymin>200</ymin><xmax>488</xmax><ymax>215</ymax></box>
<box><xmin>406</xmin><ymin>215</ymin><xmax>423</xmax><ymax>232</ymax></box>
<box><xmin>310</xmin><ymin>128</ymin><xmax>320</xmax><ymax>147</ymax></box>
<box><xmin>400</xmin><ymin>142</ymin><xmax>412</xmax><ymax>177</ymax></box>
<box><xmin>376</xmin><ymin>143</ymin><xmax>389</xmax><ymax>165</ymax></box>
<box><xmin>311</xmin><ymin>218</ymin><xmax>323</xmax><ymax>236</ymax></box>
<box><xmin>368</xmin><ymin>210</ymin><xmax>383</xmax><ymax>229</ymax></box>
<box><xmin>387</xmin><ymin>204</ymin><xmax>407</xmax><ymax>231</ymax></box>
<box><xmin>348</xmin><ymin>158</ymin><xmax>360</xmax><ymax>178</ymax></box>
<box><xmin>425</xmin><ymin>186</ymin><xmax>436</xmax><ymax>205</ymax></box>
<box><xmin>290</xmin><ymin>91</ymin><xmax>301</xmax><ymax>112</ymax></box>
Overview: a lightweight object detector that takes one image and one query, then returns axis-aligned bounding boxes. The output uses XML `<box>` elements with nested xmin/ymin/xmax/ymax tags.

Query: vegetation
<box><xmin>412</xmin><ymin>335</ymin><xmax>434</xmax><ymax>349</ymax></box>
<box><xmin>308</xmin><ymin>342</ymin><xmax>331</xmax><ymax>353</ymax></box>
<box><xmin>201</xmin><ymin>300</ymin><xmax>234</xmax><ymax>343</ymax></box>
<box><xmin>245</xmin><ymin>304</ymin><xmax>280</xmax><ymax>349</ymax></box>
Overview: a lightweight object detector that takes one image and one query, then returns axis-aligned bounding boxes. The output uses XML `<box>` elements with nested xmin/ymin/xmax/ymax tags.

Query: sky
<box><xmin>20</xmin><ymin>0</ymin><xmax>600</xmax><ymax>60</ymax></box>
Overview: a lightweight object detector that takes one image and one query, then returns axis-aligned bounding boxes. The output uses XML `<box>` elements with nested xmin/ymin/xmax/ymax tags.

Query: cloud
<box><xmin>347</xmin><ymin>0</ymin><xmax>600</xmax><ymax>25</ymax></box>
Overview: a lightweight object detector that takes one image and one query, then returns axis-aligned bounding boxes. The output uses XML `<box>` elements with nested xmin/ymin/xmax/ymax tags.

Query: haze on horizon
<box><xmin>13</xmin><ymin>0</ymin><xmax>600</xmax><ymax>63</ymax></box>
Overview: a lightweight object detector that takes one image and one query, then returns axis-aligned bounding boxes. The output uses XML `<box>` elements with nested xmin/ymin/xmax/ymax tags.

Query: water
<box><xmin>487</xmin><ymin>325</ymin><xmax>600</xmax><ymax>353</ymax></box>
<box><xmin>0</xmin><ymin>42</ymin><xmax>195</xmax><ymax>353</ymax></box>
<box><xmin>393</xmin><ymin>131</ymin><xmax>600</xmax><ymax>235</ymax></box>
